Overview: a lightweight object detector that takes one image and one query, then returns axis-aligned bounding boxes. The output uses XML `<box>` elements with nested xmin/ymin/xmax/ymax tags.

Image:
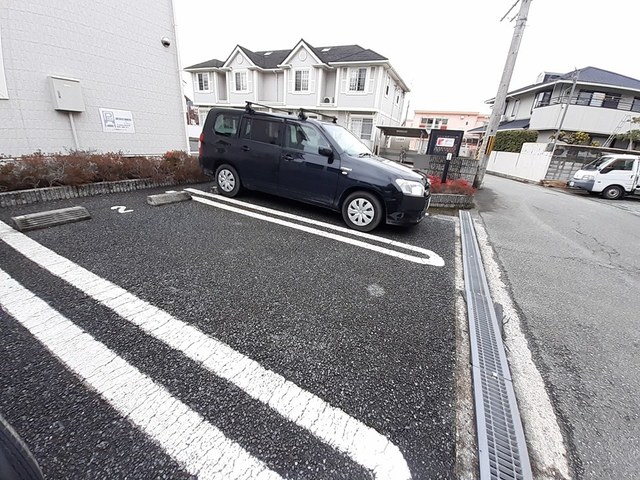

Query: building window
<box><xmin>385</xmin><ymin>77</ymin><xmax>390</xmax><ymax>97</ymax></box>
<box><xmin>535</xmin><ymin>91</ymin><xmax>552</xmax><ymax>108</ymax></box>
<box><xmin>424</xmin><ymin>117</ymin><xmax>448</xmax><ymax>130</ymax></box>
<box><xmin>234</xmin><ymin>71</ymin><xmax>248</xmax><ymax>92</ymax></box>
<box><xmin>294</xmin><ymin>69</ymin><xmax>309</xmax><ymax>92</ymax></box>
<box><xmin>632</xmin><ymin>98</ymin><xmax>640</xmax><ymax>113</ymax></box>
<box><xmin>196</xmin><ymin>73</ymin><xmax>211</xmax><ymax>92</ymax></box>
<box><xmin>349</xmin><ymin>68</ymin><xmax>367</xmax><ymax>92</ymax></box>
<box><xmin>350</xmin><ymin>117</ymin><xmax>373</xmax><ymax>140</ymax></box>
<box><xmin>198</xmin><ymin>108</ymin><xmax>210</xmax><ymax>126</ymax></box>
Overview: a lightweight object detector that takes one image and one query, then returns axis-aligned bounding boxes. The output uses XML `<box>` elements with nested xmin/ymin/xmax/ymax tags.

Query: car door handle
<box><xmin>241</xmin><ymin>145</ymin><xmax>250</xmax><ymax>151</ymax></box>
<box><xmin>283</xmin><ymin>154</ymin><xmax>294</xmax><ymax>161</ymax></box>
<box><xmin>340</xmin><ymin>167</ymin><xmax>352</xmax><ymax>175</ymax></box>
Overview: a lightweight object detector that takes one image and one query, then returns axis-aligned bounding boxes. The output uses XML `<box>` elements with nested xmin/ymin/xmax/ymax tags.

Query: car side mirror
<box><xmin>318</xmin><ymin>146</ymin><xmax>334</xmax><ymax>163</ymax></box>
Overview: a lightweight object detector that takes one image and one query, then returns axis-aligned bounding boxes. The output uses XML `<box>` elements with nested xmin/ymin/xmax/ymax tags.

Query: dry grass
<box><xmin>540</xmin><ymin>179</ymin><xmax>568</xmax><ymax>188</ymax></box>
<box><xmin>0</xmin><ymin>151</ymin><xmax>207</xmax><ymax>192</ymax></box>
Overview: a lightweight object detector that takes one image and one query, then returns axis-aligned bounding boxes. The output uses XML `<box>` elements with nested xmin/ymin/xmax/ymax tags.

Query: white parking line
<box><xmin>0</xmin><ymin>221</ymin><xmax>412</xmax><ymax>480</ymax></box>
<box><xmin>0</xmin><ymin>268</ymin><xmax>281</xmax><ymax>480</ymax></box>
<box><xmin>184</xmin><ymin>189</ymin><xmax>444</xmax><ymax>267</ymax></box>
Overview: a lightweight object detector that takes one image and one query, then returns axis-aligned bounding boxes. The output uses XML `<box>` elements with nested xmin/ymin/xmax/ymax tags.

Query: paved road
<box><xmin>0</xmin><ymin>184</ymin><xmax>458</xmax><ymax>479</ymax></box>
<box><xmin>475</xmin><ymin>175</ymin><xmax>640</xmax><ymax>480</ymax></box>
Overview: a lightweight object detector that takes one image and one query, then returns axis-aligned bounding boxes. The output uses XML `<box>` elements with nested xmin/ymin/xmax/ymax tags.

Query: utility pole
<box><xmin>474</xmin><ymin>0</ymin><xmax>533</xmax><ymax>188</ymax></box>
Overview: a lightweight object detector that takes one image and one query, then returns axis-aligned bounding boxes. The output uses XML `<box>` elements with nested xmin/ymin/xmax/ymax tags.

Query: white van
<box><xmin>568</xmin><ymin>154</ymin><xmax>640</xmax><ymax>199</ymax></box>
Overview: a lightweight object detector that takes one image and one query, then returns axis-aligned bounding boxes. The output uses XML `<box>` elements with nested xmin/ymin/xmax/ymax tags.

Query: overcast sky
<box><xmin>174</xmin><ymin>0</ymin><xmax>640</xmax><ymax>116</ymax></box>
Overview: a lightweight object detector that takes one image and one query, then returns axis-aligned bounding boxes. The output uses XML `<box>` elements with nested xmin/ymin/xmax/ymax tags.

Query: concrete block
<box><xmin>147</xmin><ymin>191</ymin><xmax>191</xmax><ymax>206</ymax></box>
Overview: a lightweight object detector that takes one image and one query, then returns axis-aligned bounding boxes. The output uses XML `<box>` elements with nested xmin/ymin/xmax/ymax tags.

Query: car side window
<box><xmin>240</xmin><ymin>118</ymin><xmax>282</xmax><ymax>145</ymax></box>
<box><xmin>285</xmin><ymin>123</ymin><xmax>330</xmax><ymax>154</ymax></box>
<box><xmin>213</xmin><ymin>113</ymin><xmax>241</xmax><ymax>137</ymax></box>
<box><xmin>606</xmin><ymin>159</ymin><xmax>633</xmax><ymax>171</ymax></box>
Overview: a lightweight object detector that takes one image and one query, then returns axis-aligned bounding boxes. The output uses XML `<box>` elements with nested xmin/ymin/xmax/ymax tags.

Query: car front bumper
<box><xmin>567</xmin><ymin>179</ymin><xmax>595</xmax><ymax>191</ymax></box>
<box><xmin>385</xmin><ymin>192</ymin><xmax>431</xmax><ymax>226</ymax></box>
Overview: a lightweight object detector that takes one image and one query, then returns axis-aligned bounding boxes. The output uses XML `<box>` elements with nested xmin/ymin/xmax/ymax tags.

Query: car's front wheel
<box><xmin>341</xmin><ymin>191</ymin><xmax>383</xmax><ymax>232</ymax></box>
<box><xmin>600</xmin><ymin>185</ymin><xmax>624</xmax><ymax>200</ymax></box>
<box><xmin>215</xmin><ymin>164</ymin><xmax>241</xmax><ymax>197</ymax></box>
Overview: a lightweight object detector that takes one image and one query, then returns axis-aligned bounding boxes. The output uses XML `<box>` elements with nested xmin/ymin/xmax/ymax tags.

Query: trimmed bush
<box><xmin>0</xmin><ymin>151</ymin><xmax>207</xmax><ymax>192</ymax></box>
<box><xmin>494</xmin><ymin>130</ymin><xmax>538</xmax><ymax>153</ymax></box>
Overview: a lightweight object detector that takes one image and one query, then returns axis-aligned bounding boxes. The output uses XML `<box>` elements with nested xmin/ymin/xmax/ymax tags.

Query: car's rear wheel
<box><xmin>0</xmin><ymin>414</ymin><xmax>44</xmax><ymax>480</ymax></box>
<box><xmin>600</xmin><ymin>185</ymin><xmax>624</xmax><ymax>200</ymax></box>
<box><xmin>341</xmin><ymin>191</ymin><xmax>383</xmax><ymax>232</ymax></box>
<box><xmin>215</xmin><ymin>164</ymin><xmax>241</xmax><ymax>197</ymax></box>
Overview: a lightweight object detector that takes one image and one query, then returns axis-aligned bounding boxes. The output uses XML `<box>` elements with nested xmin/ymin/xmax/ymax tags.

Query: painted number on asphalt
<box><xmin>111</xmin><ymin>206</ymin><xmax>133</xmax><ymax>213</ymax></box>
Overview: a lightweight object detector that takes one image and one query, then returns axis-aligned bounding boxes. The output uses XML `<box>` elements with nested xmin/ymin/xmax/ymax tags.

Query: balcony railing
<box><xmin>534</xmin><ymin>95</ymin><xmax>640</xmax><ymax>113</ymax></box>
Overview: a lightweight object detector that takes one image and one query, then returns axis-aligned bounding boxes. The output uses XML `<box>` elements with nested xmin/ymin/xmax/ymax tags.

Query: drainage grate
<box><xmin>11</xmin><ymin>206</ymin><xmax>91</xmax><ymax>232</ymax></box>
<box><xmin>459</xmin><ymin>211</ymin><xmax>532</xmax><ymax>480</ymax></box>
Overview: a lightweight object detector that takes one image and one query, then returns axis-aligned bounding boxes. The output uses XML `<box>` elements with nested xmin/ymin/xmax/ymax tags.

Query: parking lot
<box><xmin>0</xmin><ymin>183</ymin><xmax>459</xmax><ymax>479</ymax></box>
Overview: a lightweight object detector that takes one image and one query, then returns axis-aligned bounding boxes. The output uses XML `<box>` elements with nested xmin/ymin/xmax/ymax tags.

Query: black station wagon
<box><xmin>198</xmin><ymin>103</ymin><xmax>431</xmax><ymax>232</ymax></box>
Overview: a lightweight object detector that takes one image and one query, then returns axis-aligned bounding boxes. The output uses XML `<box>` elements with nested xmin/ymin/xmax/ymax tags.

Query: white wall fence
<box><xmin>486</xmin><ymin>143</ymin><xmax>552</xmax><ymax>182</ymax></box>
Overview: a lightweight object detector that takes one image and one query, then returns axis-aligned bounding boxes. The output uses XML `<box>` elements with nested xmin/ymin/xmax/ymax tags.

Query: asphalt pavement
<box><xmin>0</xmin><ymin>183</ymin><xmax>459</xmax><ymax>479</ymax></box>
<box><xmin>475</xmin><ymin>175</ymin><xmax>640</xmax><ymax>480</ymax></box>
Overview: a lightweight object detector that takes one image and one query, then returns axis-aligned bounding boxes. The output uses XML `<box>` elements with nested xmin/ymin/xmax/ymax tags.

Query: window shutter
<box><xmin>367</xmin><ymin>67</ymin><xmax>375</xmax><ymax>94</ymax></box>
<box><xmin>341</xmin><ymin>68</ymin><xmax>348</xmax><ymax>93</ymax></box>
<box><xmin>289</xmin><ymin>70</ymin><xmax>295</xmax><ymax>93</ymax></box>
<box><xmin>231</xmin><ymin>72</ymin><xmax>236</xmax><ymax>92</ymax></box>
<box><xmin>247</xmin><ymin>72</ymin><xmax>253</xmax><ymax>93</ymax></box>
<box><xmin>309</xmin><ymin>69</ymin><xmax>316</xmax><ymax>93</ymax></box>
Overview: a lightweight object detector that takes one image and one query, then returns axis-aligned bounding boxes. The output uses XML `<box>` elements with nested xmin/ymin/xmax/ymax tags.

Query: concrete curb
<box><xmin>0</xmin><ymin>178</ymin><xmax>204</xmax><ymax>208</ymax></box>
<box><xmin>147</xmin><ymin>191</ymin><xmax>192</xmax><ymax>206</ymax></box>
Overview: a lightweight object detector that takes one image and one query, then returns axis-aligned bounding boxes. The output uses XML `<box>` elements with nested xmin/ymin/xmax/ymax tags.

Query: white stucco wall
<box><xmin>530</xmin><ymin>104</ymin><xmax>635</xmax><ymax>135</ymax></box>
<box><xmin>0</xmin><ymin>0</ymin><xmax>187</xmax><ymax>156</ymax></box>
<box><xmin>487</xmin><ymin>142</ymin><xmax>552</xmax><ymax>181</ymax></box>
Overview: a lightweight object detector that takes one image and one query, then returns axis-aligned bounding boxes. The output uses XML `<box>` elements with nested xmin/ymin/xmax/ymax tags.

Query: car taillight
<box><xmin>198</xmin><ymin>132</ymin><xmax>204</xmax><ymax>157</ymax></box>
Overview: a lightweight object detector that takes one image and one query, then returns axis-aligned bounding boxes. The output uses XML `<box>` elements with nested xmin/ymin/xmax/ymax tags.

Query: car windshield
<box><xmin>322</xmin><ymin>123</ymin><xmax>373</xmax><ymax>157</ymax></box>
<box><xmin>583</xmin><ymin>156</ymin><xmax>612</xmax><ymax>170</ymax></box>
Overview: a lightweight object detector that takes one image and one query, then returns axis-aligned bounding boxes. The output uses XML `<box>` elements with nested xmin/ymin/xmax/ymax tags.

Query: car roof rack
<box><xmin>297</xmin><ymin>108</ymin><xmax>338</xmax><ymax>123</ymax></box>
<box><xmin>245</xmin><ymin>102</ymin><xmax>337</xmax><ymax>124</ymax></box>
<box><xmin>245</xmin><ymin>101</ymin><xmax>293</xmax><ymax>116</ymax></box>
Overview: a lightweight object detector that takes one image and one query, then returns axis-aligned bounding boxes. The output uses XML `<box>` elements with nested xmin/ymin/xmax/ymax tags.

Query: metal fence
<box><xmin>545</xmin><ymin>144</ymin><xmax>638</xmax><ymax>181</ymax></box>
<box><xmin>414</xmin><ymin>155</ymin><xmax>479</xmax><ymax>183</ymax></box>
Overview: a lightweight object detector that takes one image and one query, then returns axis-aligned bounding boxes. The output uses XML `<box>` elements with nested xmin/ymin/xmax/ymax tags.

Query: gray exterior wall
<box><xmin>0</xmin><ymin>0</ymin><xmax>187</xmax><ymax>157</ymax></box>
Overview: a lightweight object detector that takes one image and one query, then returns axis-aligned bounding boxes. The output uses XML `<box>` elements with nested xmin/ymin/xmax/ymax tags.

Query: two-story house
<box><xmin>184</xmin><ymin>39</ymin><xmax>409</xmax><ymax>151</ymax></box>
<box><xmin>471</xmin><ymin>67</ymin><xmax>640</xmax><ymax>148</ymax></box>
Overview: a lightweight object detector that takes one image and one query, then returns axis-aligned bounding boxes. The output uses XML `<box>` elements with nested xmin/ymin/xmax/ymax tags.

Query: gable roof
<box><xmin>557</xmin><ymin>66</ymin><xmax>640</xmax><ymax>91</ymax></box>
<box><xmin>497</xmin><ymin>66</ymin><xmax>640</xmax><ymax>101</ymax></box>
<box><xmin>184</xmin><ymin>58</ymin><xmax>224</xmax><ymax>70</ymax></box>
<box><xmin>186</xmin><ymin>42</ymin><xmax>389</xmax><ymax>71</ymax></box>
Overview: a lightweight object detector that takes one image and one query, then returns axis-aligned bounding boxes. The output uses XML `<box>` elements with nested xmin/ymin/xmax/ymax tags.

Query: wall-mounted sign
<box><xmin>436</xmin><ymin>137</ymin><xmax>456</xmax><ymax>148</ymax></box>
<box><xmin>99</xmin><ymin>108</ymin><xmax>135</xmax><ymax>133</ymax></box>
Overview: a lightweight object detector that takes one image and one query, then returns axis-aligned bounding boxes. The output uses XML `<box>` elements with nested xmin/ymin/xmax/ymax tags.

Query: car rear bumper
<box><xmin>385</xmin><ymin>192</ymin><xmax>430</xmax><ymax>226</ymax></box>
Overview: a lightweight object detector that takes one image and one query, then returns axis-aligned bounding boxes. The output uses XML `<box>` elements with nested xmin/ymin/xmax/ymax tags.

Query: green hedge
<box><xmin>494</xmin><ymin>130</ymin><xmax>538</xmax><ymax>153</ymax></box>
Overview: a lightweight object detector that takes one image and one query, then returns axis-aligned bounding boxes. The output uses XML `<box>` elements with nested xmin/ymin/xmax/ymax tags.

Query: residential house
<box><xmin>471</xmin><ymin>67</ymin><xmax>640</xmax><ymax>148</ymax></box>
<box><xmin>406</xmin><ymin>110</ymin><xmax>490</xmax><ymax>156</ymax></box>
<box><xmin>0</xmin><ymin>0</ymin><xmax>188</xmax><ymax>157</ymax></box>
<box><xmin>184</xmin><ymin>39</ymin><xmax>409</xmax><ymax>151</ymax></box>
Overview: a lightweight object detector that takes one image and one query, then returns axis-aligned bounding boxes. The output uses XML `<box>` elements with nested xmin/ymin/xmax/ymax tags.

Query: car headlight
<box><xmin>395</xmin><ymin>178</ymin><xmax>425</xmax><ymax>197</ymax></box>
<box><xmin>581</xmin><ymin>174</ymin><xmax>595</xmax><ymax>181</ymax></box>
